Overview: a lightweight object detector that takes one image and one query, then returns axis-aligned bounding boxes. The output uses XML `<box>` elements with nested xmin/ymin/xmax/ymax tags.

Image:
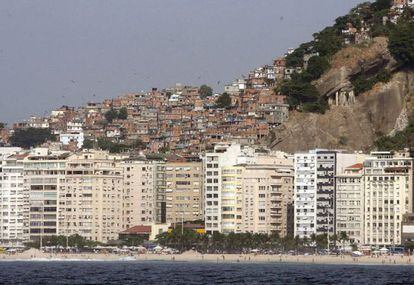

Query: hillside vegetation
<box><xmin>270</xmin><ymin>0</ymin><xmax>414</xmax><ymax>152</ymax></box>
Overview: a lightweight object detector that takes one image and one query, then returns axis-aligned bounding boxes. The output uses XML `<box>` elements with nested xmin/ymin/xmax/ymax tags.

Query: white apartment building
<box><xmin>294</xmin><ymin>151</ymin><xmax>317</xmax><ymax>238</ymax></box>
<box><xmin>205</xmin><ymin>144</ymin><xmax>294</xmax><ymax>236</ymax></box>
<box><xmin>294</xmin><ymin>150</ymin><xmax>364</xmax><ymax>238</ymax></box>
<box><xmin>204</xmin><ymin>143</ymin><xmax>242</xmax><ymax>234</ymax></box>
<box><xmin>363</xmin><ymin>151</ymin><xmax>414</xmax><ymax>246</ymax></box>
<box><xmin>0</xmin><ymin>148</ymin><xmax>28</xmax><ymax>247</ymax></box>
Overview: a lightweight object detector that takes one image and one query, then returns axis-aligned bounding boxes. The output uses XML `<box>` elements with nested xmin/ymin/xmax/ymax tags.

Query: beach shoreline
<box><xmin>1</xmin><ymin>250</ymin><xmax>414</xmax><ymax>266</ymax></box>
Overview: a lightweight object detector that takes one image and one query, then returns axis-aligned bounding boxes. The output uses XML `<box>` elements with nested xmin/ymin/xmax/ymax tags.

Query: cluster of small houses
<box><xmin>1</xmin><ymin>0</ymin><xmax>413</xmax><ymax>157</ymax></box>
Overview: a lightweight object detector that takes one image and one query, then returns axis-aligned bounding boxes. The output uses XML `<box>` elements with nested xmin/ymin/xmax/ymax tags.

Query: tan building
<box><xmin>335</xmin><ymin>163</ymin><xmax>364</xmax><ymax>244</ymax></box>
<box><xmin>59</xmin><ymin>150</ymin><xmax>124</xmax><ymax>243</ymax></box>
<box><xmin>241</xmin><ymin>154</ymin><xmax>294</xmax><ymax>236</ymax></box>
<box><xmin>165</xmin><ymin>159</ymin><xmax>203</xmax><ymax>224</ymax></box>
<box><xmin>122</xmin><ymin>159</ymin><xmax>157</xmax><ymax>227</ymax></box>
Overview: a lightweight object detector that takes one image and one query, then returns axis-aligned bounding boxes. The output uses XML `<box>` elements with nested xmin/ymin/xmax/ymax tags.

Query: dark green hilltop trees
<box><xmin>199</xmin><ymin>84</ymin><xmax>213</xmax><ymax>99</ymax></box>
<box><xmin>389</xmin><ymin>20</ymin><xmax>414</xmax><ymax>67</ymax></box>
<box><xmin>10</xmin><ymin>128</ymin><xmax>55</xmax><ymax>148</ymax></box>
<box><xmin>215</xmin><ymin>92</ymin><xmax>232</xmax><ymax>109</ymax></box>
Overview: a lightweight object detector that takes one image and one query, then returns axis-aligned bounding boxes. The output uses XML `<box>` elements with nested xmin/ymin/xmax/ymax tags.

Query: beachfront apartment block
<box><xmin>294</xmin><ymin>150</ymin><xmax>365</xmax><ymax>239</ymax></box>
<box><xmin>122</xmin><ymin>159</ymin><xmax>157</xmax><ymax>228</ymax></box>
<box><xmin>204</xmin><ymin>144</ymin><xmax>295</xmax><ymax>236</ymax></box>
<box><xmin>335</xmin><ymin>163</ymin><xmax>364</xmax><ymax>244</ymax></box>
<box><xmin>294</xmin><ymin>151</ymin><xmax>317</xmax><ymax>238</ymax></box>
<box><xmin>0</xmin><ymin>148</ymin><xmax>28</xmax><ymax>247</ymax></box>
<box><xmin>24</xmin><ymin>149</ymin><xmax>68</xmax><ymax>243</ymax></box>
<box><xmin>221</xmin><ymin>165</ymin><xmax>244</xmax><ymax>234</ymax></box>
<box><xmin>165</xmin><ymin>160</ymin><xmax>204</xmax><ymax>225</ymax></box>
<box><xmin>204</xmin><ymin>143</ymin><xmax>242</xmax><ymax>234</ymax></box>
<box><xmin>59</xmin><ymin>151</ymin><xmax>125</xmax><ymax>243</ymax></box>
<box><xmin>241</xmin><ymin>154</ymin><xmax>294</xmax><ymax>236</ymax></box>
<box><xmin>363</xmin><ymin>151</ymin><xmax>414</xmax><ymax>246</ymax></box>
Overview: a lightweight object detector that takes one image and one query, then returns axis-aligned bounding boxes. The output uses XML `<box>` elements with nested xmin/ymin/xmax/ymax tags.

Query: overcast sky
<box><xmin>0</xmin><ymin>0</ymin><xmax>366</xmax><ymax>123</ymax></box>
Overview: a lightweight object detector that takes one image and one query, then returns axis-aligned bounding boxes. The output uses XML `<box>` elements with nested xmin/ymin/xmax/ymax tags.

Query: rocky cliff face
<box><xmin>314</xmin><ymin>37</ymin><xmax>398</xmax><ymax>99</ymax></box>
<box><xmin>269</xmin><ymin>61</ymin><xmax>414</xmax><ymax>153</ymax></box>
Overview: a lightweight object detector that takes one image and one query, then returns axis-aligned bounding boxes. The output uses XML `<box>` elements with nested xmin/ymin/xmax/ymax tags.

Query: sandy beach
<box><xmin>1</xmin><ymin>249</ymin><xmax>414</xmax><ymax>266</ymax></box>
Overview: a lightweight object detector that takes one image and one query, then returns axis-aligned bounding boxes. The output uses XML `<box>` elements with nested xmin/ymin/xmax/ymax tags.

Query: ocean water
<box><xmin>1</xmin><ymin>261</ymin><xmax>414</xmax><ymax>284</ymax></box>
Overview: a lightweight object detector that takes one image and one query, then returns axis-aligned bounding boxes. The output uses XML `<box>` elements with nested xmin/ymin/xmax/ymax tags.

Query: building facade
<box><xmin>24</xmin><ymin>149</ymin><xmax>67</xmax><ymax>243</ymax></box>
<box><xmin>0</xmin><ymin>149</ymin><xmax>28</xmax><ymax>247</ymax></box>
<box><xmin>335</xmin><ymin>163</ymin><xmax>364</xmax><ymax>244</ymax></box>
<box><xmin>363</xmin><ymin>151</ymin><xmax>414</xmax><ymax>246</ymax></box>
<box><xmin>60</xmin><ymin>151</ymin><xmax>124</xmax><ymax>243</ymax></box>
<box><xmin>165</xmin><ymin>160</ymin><xmax>203</xmax><ymax>224</ymax></box>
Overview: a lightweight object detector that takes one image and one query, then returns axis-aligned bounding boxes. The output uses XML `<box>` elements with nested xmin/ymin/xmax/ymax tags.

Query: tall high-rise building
<box><xmin>363</xmin><ymin>151</ymin><xmax>414</xmax><ymax>246</ymax></box>
<box><xmin>241</xmin><ymin>154</ymin><xmax>294</xmax><ymax>236</ymax></box>
<box><xmin>204</xmin><ymin>143</ymin><xmax>241</xmax><ymax>234</ymax></box>
<box><xmin>294</xmin><ymin>151</ymin><xmax>317</xmax><ymax>238</ymax></box>
<box><xmin>154</xmin><ymin>163</ymin><xmax>167</xmax><ymax>224</ymax></box>
<box><xmin>122</xmin><ymin>159</ymin><xmax>156</xmax><ymax>227</ymax></box>
<box><xmin>0</xmin><ymin>148</ymin><xmax>28</xmax><ymax>247</ymax></box>
<box><xmin>60</xmin><ymin>150</ymin><xmax>124</xmax><ymax>243</ymax></box>
<box><xmin>204</xmin><ymin>144</ymin><xmax>294</xmax><ymax>236</ymax></box>
<box><xmin>221</xmin><ymin>165</ymin><xmax>244</xmax><ymax>234</ymax></box>
<box><xmin>294</xmin><ymin>150</ymin><xmax>364</xmax><ymax>238</ymax></box>
<box><xmin>24</xmin><ymin>149</ymin><xmax>67</xmax><ymax>242</ymax></box>
<box><xmin>335</xmin><ymin>163</ymin><xmax>364</xmax><ymax>244</ymax></box>
<box><xmin>165</xmin><ymin>159</ymin><xmax>203</xmax><ymax>224</ymax></box>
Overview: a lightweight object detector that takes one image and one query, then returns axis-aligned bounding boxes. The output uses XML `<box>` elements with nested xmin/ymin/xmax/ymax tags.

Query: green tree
<box><xmin>199</xmin><ymin>85</ymin><xmax>213</xmax><ymax>99</ymax></box>
<box><xmin>372</xmin><ymin>0</ymin><xmax>392</xmax><ymax>12</ymax></box>
<box><xmin>0</xmin><ymin>122</ymin><xmax>5</xmax><ymax>130</ymax></box>
<box><xmin>156</xmin><ymin>226</ymin><xmax>201</xmax><ymax>252</ymax></box>
<box><xmin>215</xmin><ymin>92</ymin><xmax>232</xmax><ymax>108</ymax></box>
<box><xmin>82</xmin><ymin>139</ymin><xmax>94</xmax><ymax>149</ymax></box>
<box><xmin>10</xmin><ymin>128</ymin><xmax>54</xmax><ymax>148</ymax></box>
<box><xmin>105</xmin><ymin>108</ymin><xmax>118</xmax><ymax>123</ymax></box>
<box><xmin>315</xmin><ymin>234</ymin><xmax>328</xmax><ymax>249</ymax></box>
<box><xmin>374</xmin><ymin>113</ymin><xmax>414</xmax><ymax>150</ymax></box>
<box><xmin>389</xmin><ymin>21</ymin><xmax>414</xmax><ymax>67</ymax></box>
<box><xmin>121</xmin><ymin>236</ymin><xmax>146</xmax><ymax>246</ymax></box>
<box><xmin>285</xmin><ymin>42</ymin><xmax>314</xmax><ymax>68</ymax></box>
<box><xmin>118</xmin><ymin>107</ymin><xmax>128</xmax><ymax>120</ymax></box>
<box><xmin>303</xmin><ymin>56</ymin><xmax>330</xmax><ymax>82</ymax></box>
<box><xmin>339</xmin><ymin>231</ymin><xmax>349</xmax><ymax>248</ymax></box>
<box><xmin>351</xmin><ymin>69</ymin><xmax>391</xmax><ymax>95</ymax></box>
<box><xmin>314</xmin><ymin>28</ymin><xmax>343</xmax><ymax>57</ymax></box>
<box><xmin>280</xmin><ymin>76</ymin><xmax>329</xmax><ymax>113</ymax></box>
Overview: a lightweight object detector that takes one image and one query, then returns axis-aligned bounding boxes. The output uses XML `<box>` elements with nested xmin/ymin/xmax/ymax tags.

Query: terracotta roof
<box><xmin>120</xmin><ymin>225</ymin><xmax>151</xmax><ymax>235</ymax></box>
<box><xmin>346</xmin><ymin>163</ymin><xmax>363</xmax><ymax>169</ymax></box>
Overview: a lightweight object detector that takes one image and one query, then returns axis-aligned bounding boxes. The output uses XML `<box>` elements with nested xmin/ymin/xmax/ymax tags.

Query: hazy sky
<box><xmin>0</xmin><ymin>0</ymin><xmax>366</xmax><ymax>123</ymax></box>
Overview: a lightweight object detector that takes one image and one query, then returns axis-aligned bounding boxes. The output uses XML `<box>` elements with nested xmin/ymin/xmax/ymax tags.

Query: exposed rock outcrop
<box><xmin>314</xmin><ymin>37</ymin><xmax>398</xmax><ymax>101</ymax></box>
<box><xmin>270</xmin><ymin>71</ymin><xmax>414</xmax><ymax>153</ymax></box>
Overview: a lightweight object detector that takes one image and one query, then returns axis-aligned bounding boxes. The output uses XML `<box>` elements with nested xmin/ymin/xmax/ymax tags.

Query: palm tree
<box><xmin>339</xmin><ymin>231</ymin><xmax>349</xmax><ymax>243</ymax></box>
<box><xmin>310</xmin><ymin>233</ymin><xmax>317</xmax><ymax>247</ymax></box>
<box><xmin>303</xmin><ymin>236</ymin><xmax>309</xmax><ymax>248</ymax></box>
<box><xmin>330</xmin><ymin>234</ymin><xmax>338</xmax><ymax>249</ymax></box>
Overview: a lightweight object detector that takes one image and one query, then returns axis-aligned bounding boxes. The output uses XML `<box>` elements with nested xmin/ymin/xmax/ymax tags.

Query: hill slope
<box><xmin>270</xmin><ymin>37</ymin><xmax>414</xmax><ymax>152</ymax></box>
